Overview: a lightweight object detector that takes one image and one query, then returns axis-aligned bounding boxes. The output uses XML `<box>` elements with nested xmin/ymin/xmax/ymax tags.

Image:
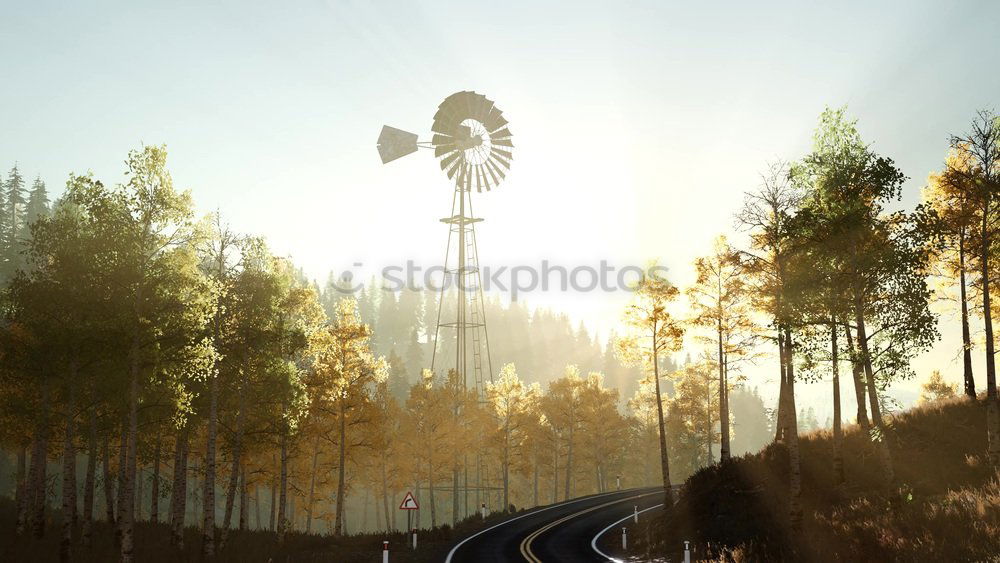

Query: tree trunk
<box><xmin>268</xmin><ymin>459</ymin><xmax>276</xmax><ymax>532</ymax></box>
<box><xmin>980</xmin><ymin>198</ymin><xmax>1000</xmax><ymax>466</ymax></box>
<box><xmin>844</xmin><ymin>325</ymin><xmax>870</xmax><ymax>433</ymax></box>
<box><xmin>277</xmin><ymin>428</ymin><xmax>289</xmax><ymax>541</ymax></box>
<box><xmin>959</xmin><ymin>232</ymin><xmax>977</xmax><ymax>399</ymax></box>
<box><xmin>306</xmin><ymin>435</ymin><xmax>320</xmax><ymax>534</ymax></box>
<box><xmin>718</xmin><ymin>320</ymin><xmax>731</xmax><ymax>461</ymax></box>
<box><xmin>120</xmin><ymin>337</ymin><xmax>140</xmax><ymax>563</ymax></box>
<box><xmin>382</xmin><ymin>464</ymin><xmax>391</xmax><ymax>532</ymax></box>
<box><xmin>552</xmin><ymin>431</ymin><xmax>559</xmax><ymax>504</ymax></box>
<box><xmin>150</xmin><ymin>432</ymin><xmax>162</xmax><ymax>524</ymax></box>
<box><xmin>831</xmin><ymin>323</ymin><xmax>845</xmax><ymax>489</ymax></box>
<box><xmin>221</xmin><ymin>380</ymin><xmax>247</xmax><ymax>546</ymax></box>
<box><xmin>28</xmin><ymin>392</ymin><xmax>51</xmax><ymax>539</ymax></box>
<box><xmin>115</xmin><ymin>424</ymin><xmax>127</xmax><ymax>541</ymax></box>
<box><xmin>239</xmin><ymin>469</ymin><xmax>248</xmax><ymax>531</ymax></box>
<box><xmin>651</xmin><ymin>333</ymin><xmax>674</xmax><ymax>505</ymax></box>
<box><xmin>254</xmin><ymin>482</ymin><xmax>261</xmax><ymax>530</ymax></box>
<box><xmin>82</xmin><ymin>410</ymin><xmax>97</xmax><ymax>546</ymax></box>
<box><xmin>564</xmin><ymin>417</ymin><xmax>574</xmax><ymax>501</ymax></box>
<box><xmin>169</xmin><ymin>424</ymin><xmax>189</xmax><ymax>548</ymax></box>
<box><xmin>502</xmin><ymin>423</ymin><xmax>510</xmax><ymax>510</ymax></box>
<box><xmin>774</xmin><ymin>330</ymin><xmax>788</xmax><ymax>443</ymax></box>
<box><xmin>428</xmin><ymin>460</ymin><xmax>437</xmax><ymax>528</ymax></box>
<box><xmin>15</xmin><ymin>443</ymin><xmax>27</xmax><ymax>535</ymax></box>
<box><xmin>532</xmin><ymin>446</ymin><xmax>539</xmax><ymax>507</ymax></box>
<box><xmin>202</xmin><ymin>371</ymin><xmax>218</xmax><ymax>557</ymax></box>
<box><xmin>855</xmin><ymin>304</ymin><xmax>895</xmax><ymax>486</ymax></box>
<box><xmin>333</xmin><ymin>397</ymin><xmax>347</xmax><ymax>536</ymax></box>
<box><xmin>783</xmin><ymin>327</ymin><xmax>803</xmax><ymax>531</ymax></box>
<box><xmin>60</xmin><ymin>384</ymin><xmax>77</xmax><ymax>563</ymax></box>
<box><xmin>102</xmin><ymin>433</ymin><xmax>116</xmax><ymax>527</ymax></box>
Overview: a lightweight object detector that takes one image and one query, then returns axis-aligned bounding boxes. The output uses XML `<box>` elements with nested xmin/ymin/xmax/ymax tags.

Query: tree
<box><xmin>920</xmin><ymin>370</ymin><xmax>957</xmax><ymax>403</ymax></box>
<box><xmin>3</xmin><ymin>164</ymin><xmax>26</xmax><ymax>277</ymax></box>
<box><xmin>948</xmin><ymin>110</ymin><xmax>1000</xmax><ymax>465</ymax></box>
<box><xmin>312</xmin><ymin>297</ymin><xmax>387</xmax><ymax>536</ymax></box>
<box><xmin>616</xmin><ymin>266</ymin><xmax>684</xmax><ymax>505</ymax></box>
<box><xmin>924</xmin><ymin>147</ymin><xmax>981</xmax><ymax>399</ymax></box>
<box><xmin>736</xmin><ymin>160</ymin><xmax>805</xmax><ymax>528</ymax></box>
<box><xmin>24</xmin><ymin>176</ymin><xmax>50</xmax><ymax>231</ymax></box>
<box><xmin>687</xmin><ymin>236</ymin><xmax>758</xmax><ymax>461</ymax></box>
<box><xmin>485</xmin><ymin>363</ymin><xmax>538</xmax><ymax>510</ymax></box>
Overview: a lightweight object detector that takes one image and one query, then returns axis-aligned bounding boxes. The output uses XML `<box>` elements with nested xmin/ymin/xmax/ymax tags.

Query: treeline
<box><xmin>0</xmin><ymin>146</ymin><xmax>772</xmax><ymax>563</ymax></box>
<box><xmin>634</xmin><ymin>107</ymin><xmax>1000</xmax><ymax>531</ymax></box>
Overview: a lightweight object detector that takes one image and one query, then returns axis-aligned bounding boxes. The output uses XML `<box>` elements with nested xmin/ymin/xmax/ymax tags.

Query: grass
<box><xmin>0</xmin><ymin>498</ymin><xmax>513</xmax><ymax>562</ymax></box>
<box><xmin>613</xmin><ymin>397</ymin><xmax>999</xmax><ymax>561</ymax></box>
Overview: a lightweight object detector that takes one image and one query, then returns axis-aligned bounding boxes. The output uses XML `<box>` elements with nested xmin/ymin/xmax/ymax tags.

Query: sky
<box><xmin>2</xmin><ymin>0</ymin><xmax>999</xmax><ymax>420</ymax></box>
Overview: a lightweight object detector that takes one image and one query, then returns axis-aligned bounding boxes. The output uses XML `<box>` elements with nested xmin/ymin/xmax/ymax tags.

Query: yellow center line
<box><xmin>518</xmin><ymin>492</ymin><xmax>660</xmax><ymax>562</ymax></box>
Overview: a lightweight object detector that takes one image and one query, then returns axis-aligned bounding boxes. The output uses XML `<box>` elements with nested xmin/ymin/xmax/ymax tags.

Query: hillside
<box><xmin>628</xmin><ymin>398</ymin><xmax>999</xmax><ymax>561</ymax></box>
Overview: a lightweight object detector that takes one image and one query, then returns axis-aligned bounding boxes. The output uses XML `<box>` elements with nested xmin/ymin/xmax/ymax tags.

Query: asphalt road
<box><xmin>445</xmin><ymin>487</ymin><xmax>665</xmax><ymax>563</ymax></box>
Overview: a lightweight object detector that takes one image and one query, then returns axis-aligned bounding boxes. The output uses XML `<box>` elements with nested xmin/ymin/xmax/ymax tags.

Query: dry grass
<box><xmin>628</xmin><ymin>397</ymin><xmax>999</xmax><ymax>561</ymax></box>
<box><xmin>0</xmin><ymin>498</ymin><xmax>505</xmax><ymax>563</ymax></box>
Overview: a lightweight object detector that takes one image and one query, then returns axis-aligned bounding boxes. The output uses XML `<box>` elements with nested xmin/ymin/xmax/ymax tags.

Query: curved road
<box><xmin>445</xmin><ymin>487</ymin><xmax>665</xmax><ymax>562</ymax></box>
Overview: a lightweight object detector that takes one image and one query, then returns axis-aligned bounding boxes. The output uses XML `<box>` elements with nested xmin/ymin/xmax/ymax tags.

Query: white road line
<box><xmin>590</xmin><ymin>503</ymin><xmax>664</xmax><ymax>562</ymax></box>
<box><xmin>444</xmin><ymin>489</ymin><xmax>651</xmax><ymax>563</ymax></box>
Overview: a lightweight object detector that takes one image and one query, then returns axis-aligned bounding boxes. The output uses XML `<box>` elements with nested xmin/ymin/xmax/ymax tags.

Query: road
<box><xmin>445</xmin><ymin>487</ymin><xmax>665</xmax><ymax>563</ymax></box>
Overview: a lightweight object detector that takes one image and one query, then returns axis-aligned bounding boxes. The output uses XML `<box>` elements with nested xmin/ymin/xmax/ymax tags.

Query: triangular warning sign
<box><xmin>399</xmin><ymin>491</ymin><xmax>419</xmax><ymax>510</ymax></box>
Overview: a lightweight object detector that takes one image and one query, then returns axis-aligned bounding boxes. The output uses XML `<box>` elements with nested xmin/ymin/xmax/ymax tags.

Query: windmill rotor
<box><xmin>377</xmin><ymin>91</ymin><xmax>513</xmax><ymax>192</ymax></box>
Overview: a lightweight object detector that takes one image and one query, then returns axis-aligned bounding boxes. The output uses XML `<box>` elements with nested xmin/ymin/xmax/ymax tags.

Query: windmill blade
<box><xmin>484</xmin><ymin>161</ymin><xmax>499</xmax><ymax>187</ymax></box>
<box><xmin>376</xmin><ymin>125</ymin><xmax>419</xmax><ymax>164</ymax></box>
<box><xmin>439</xmin><ymin>151</ymin><xmax>461</xmax><ymax>171</ymax></box>
<box><xmin>490</xmin><ymin>150</ymin><xmax>511</xmax><ymax>169</ymax></box>
<box><xmin>490</xmin><ymin>127</ymin><xmax>512</xmax><ymax>140</ymax></box>
<box><xmin>485</xmin><ymin>107</ymin><xmax>507</xmax><ymax>131</ymax></box>
<box><xmin>429</xmin><ymin>90</ymin><xmax>513</xmax><ymax>190</ymax></box>
<box><xmin>491</xmin><ymin>148</ymin><xmax>513</xmax><ymax>161</ymax></box>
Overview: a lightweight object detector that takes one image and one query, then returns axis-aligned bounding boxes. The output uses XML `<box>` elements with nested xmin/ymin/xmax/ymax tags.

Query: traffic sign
<box><xmin>399</xmin><ymin>491</ymin><xmax>419</xmax><ymax>510</ymax></box>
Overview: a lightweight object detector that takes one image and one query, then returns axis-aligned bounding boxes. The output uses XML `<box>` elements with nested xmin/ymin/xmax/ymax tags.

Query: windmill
<box><xmin>377</xmin><ymin>90</ymin><xmax>513</xmax><ymax>519</ymax></box>
<box><xmin>377</xmin><ymin>91</ymin><xmax>513</xmax><ymax>396</ymax></box>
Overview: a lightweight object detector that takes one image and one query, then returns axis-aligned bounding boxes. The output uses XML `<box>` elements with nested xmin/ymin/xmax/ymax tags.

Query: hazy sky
<box><xmin>3</xmin><ymin>1</ymin><xmax>999</xmax><ymax>416</ymax></box>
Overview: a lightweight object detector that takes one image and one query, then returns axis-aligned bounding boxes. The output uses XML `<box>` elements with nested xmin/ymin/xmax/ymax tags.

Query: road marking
<box><xmin>444</xmin><ymin>489</ymin><xmax>650</xmax><ymax>563</ymax></box>
<box><xmin>519</xmin><ymin>492</ymin><xmax>660</xmax><ymax>563</ymax></box>
<box><xmin>590</xmin><ymin>502</ymin><xmax>665</xmax><ymax>562</ymax></box>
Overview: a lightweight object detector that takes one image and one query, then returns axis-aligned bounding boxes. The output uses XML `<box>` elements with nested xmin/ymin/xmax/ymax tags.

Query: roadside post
<box><xmin>399</xmin><ymin>491</ymin><xmax>419</xmax><ymax>551</ymax></box>
<box><xmin>633</xmin><ymin>505</ymin><xmax>638</xmax><ymax>523</ymax></box>
<box><xmin>481</xmin><ymin>502</ymin><xmax>488</xmax><ymax>519</ymax></box>
<box><xmin>616</xmin><ymin>475</ymin><xmax>621</xmax><ymax>490</ymax></box>
<box><xmin>382</xmin><ymin>540</ymin><xmax>389</xmax><ymax>563</ymax></box>
<box><xmin>684</xmin><ymin>540</ymin><xmax>691</xmax><ymax>563</ymax></box>
<box><xmin>622</xmin><ymin>527</ymin><xmax>628</xmax><ymax>550</ymax></box>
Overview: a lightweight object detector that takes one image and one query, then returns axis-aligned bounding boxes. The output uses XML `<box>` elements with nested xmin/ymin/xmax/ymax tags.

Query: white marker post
<box><xmin>616</xmin><ymin>475</ymin><xmax>621</xmax><ymax>491</ymax></box>
<box><xmin>412</xmin><ymin>528</ymin><xmax>418</xmax><ymax>550</ymax></box>
<box><xmin>633</xmin><ymin>505</ymin><xmax>638</xmax><ymax>523</ymax></box>
<box><xmin>684</xmin><ymin>540</ymin><xmax>691</xmax><ymax>563</ymax></box>
<box><xmin>481</xmin><ymin>502</ymin><xmax>488</xmax><ymax>519</ymax></box>
<box><xmin>622</xmin><ymin>527</ymin><xmax>628</xmax><ymax>550</ymax></box>
<box><xmin>382</xmin><ymin>540</ymin><xmax>389</xmax><ymax>563</ymax></box>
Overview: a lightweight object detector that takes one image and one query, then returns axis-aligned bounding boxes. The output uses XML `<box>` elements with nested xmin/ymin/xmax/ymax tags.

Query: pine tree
<box><xmin>405</xmin><ymin>328</ymin><xmax>425</xmax><ymax>385</ymax></box>
<box><xmin>24</xmin><ymin>176</ymin><xmax>49</xmax><ymax>230</ymax></box>
<box><xmin>3</xmin><ymin>164</ymin><xmax>26</xmax><ymax>276</ymax></box>
<box><xmin>387</xmin><ymin>349</ymin><xmax>409</xmax><ymax>402</ymax></box>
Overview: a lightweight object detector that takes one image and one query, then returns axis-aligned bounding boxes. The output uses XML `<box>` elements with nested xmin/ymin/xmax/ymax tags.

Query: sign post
<box><xmin>399</xmin><ymin>491</ymin><xmax>419</xmax><ymax>550</ymax></box>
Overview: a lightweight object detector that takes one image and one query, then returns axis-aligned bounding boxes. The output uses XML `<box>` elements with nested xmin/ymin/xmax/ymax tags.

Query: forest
<box><xmin>1</xmin><ymin>105</ymin><xmax>998</xmax><ymax>563</ymax></box>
